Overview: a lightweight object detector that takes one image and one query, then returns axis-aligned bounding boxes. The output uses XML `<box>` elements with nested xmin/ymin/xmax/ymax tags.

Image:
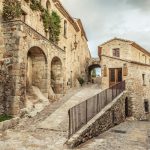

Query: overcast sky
<box><xmin>60</xmin><ymin>0</ymin><xmax>150</xmax><ymax>57</ymax></box>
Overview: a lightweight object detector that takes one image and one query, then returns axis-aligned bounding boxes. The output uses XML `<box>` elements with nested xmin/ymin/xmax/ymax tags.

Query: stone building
<box><xmin>98</xmin><ymin>38</ymin><xmax>150</xmax><ymax>120</ymax></box>
<box><xmin>0</xmin><ymin>0</ymin><xmax>91</xmax><ymax>116</ymax></box>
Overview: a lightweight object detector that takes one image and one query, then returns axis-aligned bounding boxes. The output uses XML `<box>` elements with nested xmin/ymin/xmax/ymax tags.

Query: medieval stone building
<box><xmin>0</xmin><ymin>0</ymin><xmax>91</xmax><ymax>116</ymax></box>
<box><xmin>99</xmin><ymin>38</ymin><xmax>150</xmax><ymax>120</ymax></box>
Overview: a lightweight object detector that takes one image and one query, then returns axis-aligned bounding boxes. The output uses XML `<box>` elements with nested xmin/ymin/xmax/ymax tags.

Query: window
<box><xmin>21</xmin><ymin>11</ymin><xmax>27</xmax><ymax>22</ymax></box>
<box><xmin>144</xmin><ymin>100</ymin><xmax>149</xmax><ymax>113</ymax></box>
<box><xmin>46</xmin><ymin>0</ymin><xmax>51</xmax><ymax>10</ymax></box>
<box><xmin>64</xmin><ymin>46</ymin><xmax>66</xmax><ymax>51</ymax></box>
<box><xmin>64</xmin><ymin>20</ymin><xmax>67</xmax><ymax>37</ymax></box>
<box><xmin>142</xmin><ymin>74</ymin><xmax>146</xmax><ymax>86</ymax></box>
<box><xmin>113</xmin><ymin>48</ymin><xmax>120</xmax><ymax>57</ymax></box>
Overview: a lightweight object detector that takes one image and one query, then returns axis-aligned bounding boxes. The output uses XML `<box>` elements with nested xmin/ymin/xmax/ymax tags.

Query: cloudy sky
<box><xmin>60</xmin><ymin>0</ymin><xmax>150</xmax><ymax>57</ymax></box>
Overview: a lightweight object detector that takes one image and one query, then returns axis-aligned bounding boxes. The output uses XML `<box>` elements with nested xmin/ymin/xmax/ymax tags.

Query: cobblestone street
<box><xmin>77</xmin><ymin>121</ymin><xmax>150</xmax><ymax>150</ymax></box>
<box><xmin>0</xmin><ymin>85</ymin><xmax>102</xmax><ymax>150</ymax></box>
<box><xmin>0</xmin><ymin>85</ymin><xmax>149</xmax><ymax>150</ymax></box>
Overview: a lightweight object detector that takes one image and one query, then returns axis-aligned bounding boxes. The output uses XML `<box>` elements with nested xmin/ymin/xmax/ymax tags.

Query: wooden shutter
<box><xmin>123</xmin><ymin>64</ymin><xmax>128</xmax><ymax>76</ymax></box>
<box><xmin>103</xmin><ymin>65</ymin><xmax>107</xmax><ymax>77</ymax></box>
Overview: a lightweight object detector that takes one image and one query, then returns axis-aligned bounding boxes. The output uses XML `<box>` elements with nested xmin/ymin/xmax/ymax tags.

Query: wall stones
<box><xmin>100</xmin><ymin>38</ymin><xmax>150</xmax><ymax>120</ymax></box>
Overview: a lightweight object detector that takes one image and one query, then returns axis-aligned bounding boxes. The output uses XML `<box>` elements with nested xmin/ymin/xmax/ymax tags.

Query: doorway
<box><xmin>125</xmin><ymin>97</ymin><xmax>129</xmax><ymax>118</ymax></box>
<box><xmin>109</xmin><ymin>68</ymin><xmax>122</xmax><ymax>87</ymax></box>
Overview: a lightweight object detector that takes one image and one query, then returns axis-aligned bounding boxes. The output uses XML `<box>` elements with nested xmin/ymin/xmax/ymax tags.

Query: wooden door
<box><xmin>109</xmin><ymin>68</ymin><xmax>122</xmax><ymax>87</ymax></box>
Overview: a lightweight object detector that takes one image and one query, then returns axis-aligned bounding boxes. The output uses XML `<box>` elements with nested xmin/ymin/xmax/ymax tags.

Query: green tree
<box><xmin>42</xmin><ymin>10</ymin><xmax>61</xmax><ymax>43</ymax></box>
<box><xmin>49</xmin><ymin>11</ymin><xmax>61</xmax><ymax>43</ymax></box>
<box><xmin>2</xmin><ymin>0</ymin><xmax>22</xmax><ymax>21</ymax></box>
<box><xmin>91</xmin><ymin>69</ymin><xmax>96</xmax><ymax>77</ymax></box>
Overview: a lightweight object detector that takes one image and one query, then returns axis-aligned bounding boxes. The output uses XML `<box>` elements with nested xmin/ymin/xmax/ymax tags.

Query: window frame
<box><xmin>144</xmin><ymin>100</ymin><xmax>149</xmax><ymax>113</ymax></box>
<box><xmin>112</xmin><ymin>48</ymin><xmax>120</xmax><ymax>57</ymax></box>
<box><xmin>64</xmin><ymin>20</ymin><xmax>67</xmax><ymax>38</ymax></box>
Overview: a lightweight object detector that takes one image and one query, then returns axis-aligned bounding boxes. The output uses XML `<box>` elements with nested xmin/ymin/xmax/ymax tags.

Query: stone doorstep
<box><xmin>65</xmin><ymin>91</ymin><xmax>127</xmax><ymax>148</ymax></box>
<box><xmin>0</xmin><ymin>117</ymin><xmax>20</xmax><ymax>131</ymax></box>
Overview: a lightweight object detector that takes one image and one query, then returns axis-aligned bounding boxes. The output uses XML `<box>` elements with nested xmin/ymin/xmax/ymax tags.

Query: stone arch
<box><xmin>26</xmin><ymin>46</ymin><xmax>48</xmax><ymax>95</ymax></box>
<box><xmin>88</xmin><ymin>64</ymin><xmax>101</xmax><ymax>83</ymax></box>
<box><xmin>51</xmin><ymin>56</ymin><xmax>63</xmax><ymax>94</ymax></box>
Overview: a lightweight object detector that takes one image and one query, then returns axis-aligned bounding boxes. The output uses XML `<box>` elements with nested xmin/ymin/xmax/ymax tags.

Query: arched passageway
<box><xmin>26</xmin><ymin>47</ymin><xmax>48</xmax><ymax>94</ymax></box>
<box><xmin>88</xmin><ymin>64</ymin><xmax>101</xmax><ymax>83</ymax></box>
<box><xmin>51</xmin><ymin>57</ymin><xmax>63</xmax><ymax>94</ymax></box>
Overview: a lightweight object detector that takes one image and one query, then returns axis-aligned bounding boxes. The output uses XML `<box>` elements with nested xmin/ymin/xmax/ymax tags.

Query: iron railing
<box><xmin>68</xmin><ymin>80</ymin><xmax>125</xmax><ymax>138</ymax></box>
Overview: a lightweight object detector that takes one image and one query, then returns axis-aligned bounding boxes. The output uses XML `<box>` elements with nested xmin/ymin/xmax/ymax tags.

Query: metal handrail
<box><xmin>68</xmin><ymin>80</ymin><xmax>126</xmax><ymax>138</ymax></box>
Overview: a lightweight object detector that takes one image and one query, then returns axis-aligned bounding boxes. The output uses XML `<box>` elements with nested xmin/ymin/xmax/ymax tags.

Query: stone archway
<box><xmin>51</xmin><ymin>57</ymin><xmax>63</xmax><ymax>94</ymax></box>
<box><xmin>26</xmin><ymin>46</ymin><xmax>48</xmax><ymax>95</ymax></box>
<box><xmin>88</xmin><ymin>64</ymin><xmax>101</xmax><ymax>83</ymax></box>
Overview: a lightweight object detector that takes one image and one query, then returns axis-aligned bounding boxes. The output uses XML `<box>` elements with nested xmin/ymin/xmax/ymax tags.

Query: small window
<box><xmin>64</xmin><ymin>20</ymin><xmax>67</xmax><ymax>37</ymax></box>
<box><xmin>113</xmin><ymin>48</ymin><xmax>120</xmax><ymax>57</ymax></box>
<box><xmin>46</xmin><ymin>0</ymin><xmax>51</xmax><ymax>10</ymax></box>
<box><xmin>21</xmin><ymin>11</ymin><xmax>27</xmax><ymax>22</ymax></box>
<box><xmin>64</xmin><ymin>46</ymin><xmax>66</xmax><ymax>51</ymax></box>
<box><xmin>145</xmin><ymin>56</ymin><xmax>146</xmax><ymax>64</ymax></box>
<box><xmin>142</xmin><ymin>74</ymin><xmax>146</xmax><ymax>86</ymax></box>
<box><xmin>144</xmin><ymin>100</ymin><xmax>149</xmax><ymax>113</ymax></box>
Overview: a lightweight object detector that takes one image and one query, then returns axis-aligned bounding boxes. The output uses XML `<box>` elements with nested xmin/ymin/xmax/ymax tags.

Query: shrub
<box><xmin>2</xmin><ymin>0</ymin><xmax>22</xmax><ymax>21</ymax></box>
<box><xmin>78</xmin><ymin>77</ymin><xmax>84</xmax><ymax>86</ymax></box>
<box><xmin>30</xmin><ymin>0</ymin><xmax>44</xmax><ymax>11</ymax></box>
<box><xmin>0</xmin><ymin>114</ymin><xmax>12</xmax><ymax>122</ymax></box>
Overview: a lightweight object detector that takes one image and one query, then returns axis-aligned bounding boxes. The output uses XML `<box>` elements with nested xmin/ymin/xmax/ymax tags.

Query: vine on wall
<box><xmin>30</xmin><ymin>0</ymin><xmax>44</xmax><ymax>12</ymax></box>
<box><xmin>30</xmin><ymin>0</ymin><xmax>61</xmax><ymax>43</ymax></box>
<box><xmin>48</xmin><ymin>11</ymin><xmax>61</xmax><ymax>43</ymax></box>
<box><xmin>2</xmin><ymin>0</ymin><xmax>61</xmax><ymax>43</ymax></box>
<box><xmin>2</xmin><ymin>0</ymin><xmax>22</xmax><ymax>21</ymax></box>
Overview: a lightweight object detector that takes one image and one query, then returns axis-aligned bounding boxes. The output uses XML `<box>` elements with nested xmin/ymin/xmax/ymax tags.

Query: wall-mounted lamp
<box><xmin>72</xmin><ymin>35</ymin><xmax>78</xmax><ymax>50</ymax></box>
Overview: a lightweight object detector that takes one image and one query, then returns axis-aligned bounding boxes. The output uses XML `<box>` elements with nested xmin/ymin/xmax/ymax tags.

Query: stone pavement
<box><xmin>0</xmin><ymin>84</ymin><xmax>149</xmax><ymax>150</ymax></box>
<box><xmin>0</xmin><ymin>84</ymin><xmax>101</xmax><ymax>150</ymax></box>
<box><xmin>38</xmin><ymin>84</ymin><xmax>101</xmax><ymax>131</ymax></box>
<box><xmin>77</xmin><ymin>121</ymin><xmax>150</xmax><ymax>150</ymax></box>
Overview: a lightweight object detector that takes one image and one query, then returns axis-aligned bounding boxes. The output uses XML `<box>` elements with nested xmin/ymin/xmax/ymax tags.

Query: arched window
<box><xmin>46</xmin><ymin>0</ymin><xmax>51</xmax><ymax>10</ymax></box>
<box><xmin>64</xmin><ymin>20</ymin><xmax>67</xmax><ymax>37</ymax></box>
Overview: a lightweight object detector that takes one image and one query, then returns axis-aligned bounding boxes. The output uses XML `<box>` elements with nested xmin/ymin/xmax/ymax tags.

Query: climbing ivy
<box><xmin>30</xmin><ymin>0</ymin><xmax>44</xmax><ymax>12</ymax></box>
<box><xmin>42</xmin><ymin>11</ymin><xmax>61</xmax><ymax>43</ymax></box>
<box><xmin>42</xmin><ymin>10</ymin><xmax>51</xmax><ymax>32</ymax></box>
<box><xmin>2</xmin><ymin>0</ymin><xmax>22</xmax><ymax>21</ymax></box>
<box><xmin>2</xmin><ymin>0</ymin><xmax>61</xmax><ymax>43</ymax></box>
<box><xmin>49</xmin><ymin>11</ymin><xmax>61</xmax><ymax>43</ymax></box>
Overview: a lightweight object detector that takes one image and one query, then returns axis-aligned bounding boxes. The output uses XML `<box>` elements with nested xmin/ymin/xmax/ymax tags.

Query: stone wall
<box><xmin>0</xmin><ymin>20</ymin><xmax>66</xmax><ymax>116</ymax></box>
<box><xmin>0</xmin><ymin>0</ymin><xmax>91</xmax><ymax>115</ymax></box>
<box><xmin>101</xmin><ymin>55</ymin><xmax>150</xmax><ymax>120</ymax></box>
<box><xmin>0</xmin><ymin>68</ymin><xmax>5</xmax><ymax>115</ymax></box>
<box><xmin>19</xmin><ymin>0</ymin><xmax>91</xmax><ymax>88</ymax></box>
<box><xmin>66</xmin><ymin>92</ymin><xmax>127</xmax><ymax>148</ymax></box>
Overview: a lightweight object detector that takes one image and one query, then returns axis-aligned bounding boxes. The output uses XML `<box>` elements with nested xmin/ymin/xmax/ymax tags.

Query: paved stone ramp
<box><xmin>38</xmin><ymin>84</ymin><xmax>101</xmax><ymax>131</ymax></box>
<box><xmin>77</xmin><ymin>121</ymin><xmax>150</xmax><ymax>150</ymax></box>
<box><xmin>0</xmin><ymin>84</ymin><xmax>101</xmax><ymax>150</ymax></box>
